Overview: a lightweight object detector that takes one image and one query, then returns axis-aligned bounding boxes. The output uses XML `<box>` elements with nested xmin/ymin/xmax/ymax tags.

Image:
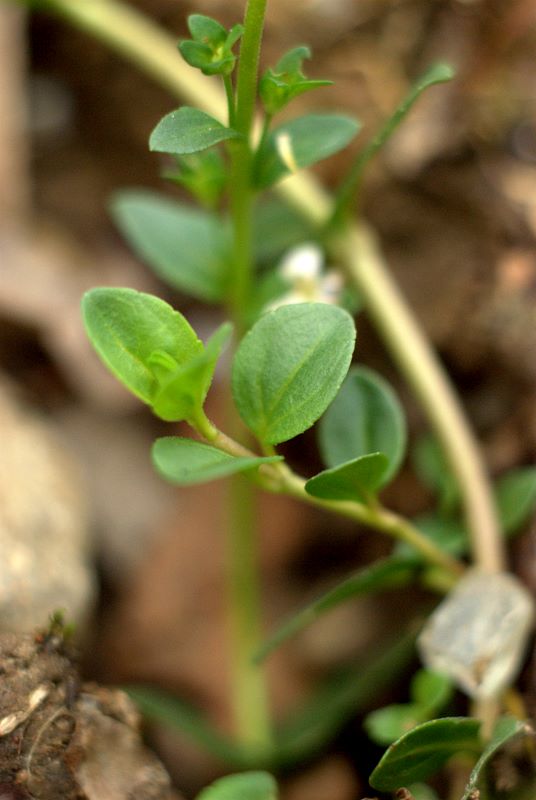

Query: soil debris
<box><xmin>0</xmin><ymin>631</ymin><xmax>175</xmax><ymax>799</ymax></box>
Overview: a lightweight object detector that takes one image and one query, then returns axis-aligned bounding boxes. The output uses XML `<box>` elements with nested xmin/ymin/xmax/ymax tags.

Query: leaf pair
<box><xmin>259</xmin><ymin>45</ymin><xmax>332</xmax><ymax>116</ymax></box>
<box><xmin>82</xmin><ymin>288</ymin><xmax>230</xmax><ymax>423</ymax></box>
<box><xmin>155</xmin><ymin>303</ymin><xmax>356</xmax><ymax>484</ymax></box>
<box><xmin>364</xmin><ymin>669</ymin><xmax>453</xmax><ymax>746</ymax></box>
<box><xmin>84</xmin><ymin>292</ymin><xmax>357</xmax><ymax>484</ymax></box>
<box><xmin>304</xmin><ymin>367</ymin><xmax>407</xmax><ymax>504</ymax></box>
<box><xmin>179</xmin><ymin>14</ymin><xmax>243</xmax><ymax>77</ymax></box>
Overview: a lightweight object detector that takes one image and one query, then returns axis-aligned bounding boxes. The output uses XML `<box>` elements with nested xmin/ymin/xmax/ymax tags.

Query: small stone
<box><xmin>418</xmin><ymin>570</ymin><xmax>534</xmax><ymax>699</ymax></box>
<box><xmin>0</xmin><ymin>378</ymin><xmax>95</xmax><ymax>632</ymax></box>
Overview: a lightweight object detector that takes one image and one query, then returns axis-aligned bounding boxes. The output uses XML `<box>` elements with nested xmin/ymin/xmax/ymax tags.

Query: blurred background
<box><xmin>1</xmin><ymin>0</ymin><xmax>536</xmax><ymax>796</ymax></box>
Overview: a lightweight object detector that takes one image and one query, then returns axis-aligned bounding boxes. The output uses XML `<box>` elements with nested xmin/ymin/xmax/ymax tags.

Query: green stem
<box><xmin>226</xmin><ymin>465</ymin><xmax>272</xmax><ymax>748</ymax></box>
<box><xmin>227</xmin><ymin>0</ymin><xmax>266</xmax><ymax>329</ymax></box>
<box><xmin>233</xmin><ymin>0</ymin><xmax>267</xmax><ymax>138</ymax></box>
<box><xmin>223</xmin><ymin>74</ymin><xmax>236</xmax><ymax>126</ymax></box>
<box><xmin>195</xmin><ymin>413</ymin><xmax>464</xmax><ymax>579</ymax></box>
<box><xmin>224</xmin><ymin>0</ymin><xmax>271</xmax><ymax>748</ymax></box>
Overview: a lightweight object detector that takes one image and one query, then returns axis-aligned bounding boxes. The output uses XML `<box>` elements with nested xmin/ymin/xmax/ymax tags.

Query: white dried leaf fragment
<box><xmin>418</xmin><ymin>570</ymin><xmax>534</xmax><ymax>699</ymax></box>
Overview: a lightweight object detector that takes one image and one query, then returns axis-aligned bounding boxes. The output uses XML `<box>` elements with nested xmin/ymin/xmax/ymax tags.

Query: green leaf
<box><xmin>495</xmin><ymin>467</ymin><xmax>536</xmax><ymax>536</ymax></box>
<box><xmin>364</xmin><ymin>670</ymin><xmax>453</xmax><ymax>747</ymax></box>
<box><xmin>462</xmin><ymin>716</ymin><xmax>527</xmax><ymax>800</ymax></box>
<box><xmin>407</xmin><ymin>785</ymin><xmax>440</xmax><ymax>800</ymax></box>
<box><xmin>180</xmin><ymin>16</ymin><xmax>242</xmax><ymax>76</ymax></box>
<box><xmin>411</xmin><ymin>669</ymin><xmax>453</xmax><ymax>716</ymax></box>
<box><xmin>255</xmin><ymin>557</ymin><xmax>417</xmax><ymax>662</ymax></box>
<box><xmin>232</xmin><ymin>303</ymin><xmax>355</xmax><ymax>445</ymax></box>
<box><xmin>275</xmin><ymin>631</ymin><xmax>416</xmax><ymax>766</ymax></box>
<box><xmin>305</xmin><ymin>453</ymin><xmax>389</xmax><ymax>502</ymax></box>
<box><xmin>259</xmin><ymin>46</ymin><xmax>332</xmax><ymax>115</ymax></box>
<box><xmin>369</xmin><ymin>717</ymin><xmax>481</xmax><ymax>792</ymax></box>
<box><xmin>319</xmin><ymin>366</ymin><xmax>406</xmax><ymax>483</ymax></box>
<box><xmin>126</xmin><ymin>686</ymin><xmax>253</xmax><ymax>767</ymax></box>
<box><xmin>395</xmin><ymin>515</ymin><xmax>468</xmax><ymax>560</ymax></box>
<box><xmin>111</xmin><ymin>190</ymin><xmax>230</xmax><ymax>302</ymax></box>
<box><xmin>330</xmin><ymin>63</ymin><xmax>455</xmax><ymax>222</ymax></box>
<box><xmin>187</xmin><ymin>14</ymin><xmax>227</xmax><ymax>44</ymax></box>
<box><xmin>365</xmin><ymin>703</ymin><xmax>422</xmax><ymax>746</ymax></box>
<box><xmin>164</xmin><ymin>150</ymin><xmax>227</xmax><ymax>210</ymax></box>
<box><xmin>150</xmin><ymin>107</ymin><xmax>241</xmax><ymax>155</ymax></box>
<box><xmin>197</xmin><ymin>773</ymin><xmax>278</xmax><ymax>800</ymax></box>
<box><xmin>152</xmin><ymin>437</ymin><xmax>282</xmax><ymax>485</ymax></box>
<box><xmin>413</xmin><ymin>434</ymin><xmax>459</xmax><ymax>514</ymax></box>
<box><xmin>197</xmin><ymin>772</ymin><xmax>277</xmax><ymax>800</ymax></box>
<box><xmin>82</xmin><ymin>287</ymin><xmax>202</xmax><ymax>404</ymax></box>
<box><xmin>255</xmin><ymin>114</ymin><xmax>360</xmax><ymax>189</ymax></box>
<box><xmin>151</xmin><ymin>322</ymin><xmax>232</xmax><ymax>421</ymax></box>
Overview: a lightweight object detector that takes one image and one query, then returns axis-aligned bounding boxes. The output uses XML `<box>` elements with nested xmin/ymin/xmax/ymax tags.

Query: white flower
<box><xmin>267</xmin><ymin>243</ymin><xmax>344</xmax><ymax>310</ymax></box>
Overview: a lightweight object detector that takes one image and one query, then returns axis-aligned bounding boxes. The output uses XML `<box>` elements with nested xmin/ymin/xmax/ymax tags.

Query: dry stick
<box><xmin>20</xmin><ymin>0</ymin><xmax>505</xmax><ymax>575</ymax></box>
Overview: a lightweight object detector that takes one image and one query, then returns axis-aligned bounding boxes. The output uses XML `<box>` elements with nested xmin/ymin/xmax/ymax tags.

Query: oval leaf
<box><xmin>197</xmin><ymin>772</ymin><xmax>278</xmax><ymax>800</ymax></box>
<box><xmin>232</xmin><ymin>303</ymin><xmax>356</xmax><ymax>445</ymax></box>
<box><xmin>369</xmin><ymin>717</ymin><xmax>481</xmax><ymax>792</ymax></box>
<box><xmin>111</xmin><ymin>191</ymin><xmax>230</xmax><ymax>302</ymax></box>
<box><xmin>255</xmin><ymin>113</ymin><xmax>360</xmax><ymax>188</ymax></box>
<box><xmin>319</xmin><ymin>366</ymin><xmax>406</xmax><ymax>483</ymax></box>
<box><xmin>305</xmin><ymin>453</ymin><xmax>389</xmax><ymax>502</ymax></box>
<box><xmin>495</xmin><ymin>467</ymin><xmax>536</xmax><ymax>536</ymax></box>
<box><xmin>150</xmin><ymin>107</ymin><xmax>241</xmax><ymax>155</ymax></box>
<box><xmin>365</xmin><ymin>704</ymin><xmax>422</xmax><ymax>746</ymax></box>
<box><xmin>152</xmin><ymin>437</ymin><xmax>282</xmax><ymax>485</ymax></box>
<box><xmin>411</xmin><ymin>669</ymin><xmax>453</xmax><ymax>716</ymax></box>
<box><xmin>82</xmin><ymin>287</ymin><xmax>202</xmax><ymax>403</ymax></box>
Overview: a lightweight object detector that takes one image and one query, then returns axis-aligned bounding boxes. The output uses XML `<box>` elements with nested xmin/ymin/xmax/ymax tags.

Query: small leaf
<box><xmin>369</xmin><ymin>717</ymin><xmax>481</xmax><ymax>791</ymax></box>
<box><xmin>197</xmin><ymin>772</ymin><xmax>278</xmax><ymax>800</ymax></box>
<box><xmin>152</xmin><ymin>437</ymin><xmax>282</xmax><ymax>485</ymax></box>
<box><xmin>462</xmin><ymin>716</ymin><xmax>528</xmax><ymax>800</ymax></box>
<box><xmin>232</xmin><ymin>303</ymin><xmax>355</xmax><ymax>445</ymax></box>
<box><xmin>255</xmin><ymin>114</ymin><xmax>360</xmax><ymax>188</ymax></box>
<box><xmin>255</xmin><ymin>557</ymin><xmax>416</xmax><ymax>662</ymax></box>
<box><xmin>319</xmin><ymin>366</ymin><xmax>406</xmax><ymax>483</ymax></box>
<box><xmin>164</xmin><ymin>150</ymin><xmax>227</xmax><ymax>210</ymax></box>
<box><xmin>150</xmin><ymin>107</ymin><xmax>241</xmax><ymax>155</ymax></box>
<box><xmin>331</xmin><ymin>63</ymin><xmax>455</xmax><ymax>222</ymax></box>
<box><xmin>82</xmin><ymin>287</ymin><xmax>202</xmax><ymax>404</ymax></box>
<box><xmin>111</xmin><ymin>191</ymin><xmax>230</xmax><ymax>302</ymax></box>
<box><xmin>365</xmin><ymin>670</ymin><xmax>453</xmax><ymax>747</ymax></box>
<box><xmin>365</xmin><ymin>704</ymin><xmax>422</xmax><ymax>746</ymax></box>
<box><xmin>180</xmin><ymin>16</ymin><xmax>242</xmax><ymax>76</ymax></box>
<box><xmin>411</xmin><ymin>670</ymin><xmax>453</xmax><ymax>716</ymax></box>
<box><xmin>151</xmin><ymin>322</ymin><xmax>232</xmax><ymax>421</ymax></box>
<box><xmin>259</xmin><ymin>46</ymin><xmax>332</xmax><ymax>115</ymax></box>
<box><xmin>495</xmin><ymin>467</ymin><xmax>536</xmax><ymax>536</ymax></box>
<box><xmin>413</xmin><ymin>435</ymin><xmax>459</xmax><ymax>515</ymax></box>
<box><xmin>187</xmin><ymin>14</ymin><xmax>227</xmax><ymax>44</ymax></box>
<box><xmin>305</xmin><ymin>453</ymin><xmax>389</xmax><ymax>502</ymax></box>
